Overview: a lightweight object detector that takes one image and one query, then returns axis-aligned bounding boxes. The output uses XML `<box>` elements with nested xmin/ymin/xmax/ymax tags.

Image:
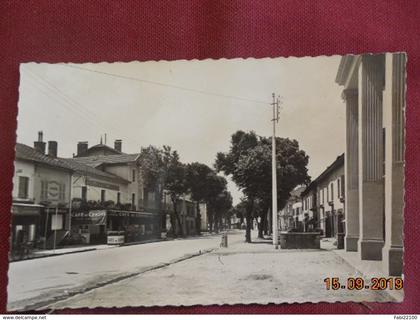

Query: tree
<box><xmin>185</xmin><ymin>162</ymin><xmax>214</xmax><ymax>235</ymax></box>
<box><xmin>211</xmin><ymin>189</ymin><xmax>233</xmax><ymax>232</ymax></box>
<box><xmin>139</xmin><ymin>145</ymin><xmax>187</xmax><ymax>237</ymax></box>
<box><xmin>163</xmin><ymin>149</ymin><xmax>188</xmax><ymax>237</ymax></box>
<box><xmin>205</xmin><ymin>174</ymin><xmax>229</xmax><ymax>232</ymax></box>
<box><xmin>215</xmin><ymin>131</ymin><xmax>310</xmax><ymax>242</ymax></box>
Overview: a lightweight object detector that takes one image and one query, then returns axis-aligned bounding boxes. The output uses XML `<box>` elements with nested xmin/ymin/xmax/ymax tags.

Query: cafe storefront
<box><xmin>71</xmin><ymin>209</ymin><xmax>161</xmax><ymax>245</ymax></box>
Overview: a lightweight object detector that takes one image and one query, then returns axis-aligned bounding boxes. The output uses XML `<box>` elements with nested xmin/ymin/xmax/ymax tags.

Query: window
<box><xmin>101</xmin><ymin>190</ymin><xmax>106</xmax><ymax>202</ymax></box>
<box><xmin>131</xmin><ymin>193</ymin><xmax>136</xmax><ymax>208</ymax></box>
<box><xmin>132</xmin><ymin>169</ymin><xmax>136</xmax><ymax>182</ymax></box>
<box><xmin>117</xmin><ymin>192</ymin><xmax>121</xmax><ymax>204</ymax></box>
<box><xmin>81</xmin><ymin>186</ymin><xmax>87</xmax><ymax>201</ymax></box>
<box><xmin>337</xmin><ymin>179</ymin><xmax>341</xmax><ymax>198</ymax></box>
<box><xmin>41</xmin><ymin>180</ymin><xmax>48</xmax><ymax>200</ymax></box>
<box><xmin>59</xmin><ymin>183</ymin><xmax>66</xmax><ymax>201</ymax></box>
<box><xmin>18</xmin><ymin>176</ymin><xmax>29</xmax><ymax>199</ymax></box>
<box><xmin>330</xmin><ymin>183</ymin><xmax>334</xmax><ymax>201</ymax></box>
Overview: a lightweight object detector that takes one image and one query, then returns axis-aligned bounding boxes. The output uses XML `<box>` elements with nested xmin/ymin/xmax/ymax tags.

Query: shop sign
<box><xmin>72</xmin><ymin>210</ymin><xmax>106</xmax><ymax>225</ymax></box>
<box><xmin>51</xmin><ymin>214</ymin><xmax>63</xmax><ymax>230</ymax></box>
<box><xmin>47</xmin><ymin>181</ymin><xmax>60</xmax><ymax>202</ymax></box>
<box><xmin>107</xmin><ymin>234</ymin><xmax>125</xmax><ymax>245</ymax></box>
<box><xmin>108</xmin><ymin>210</ymin><xmax>155</xmax><ymax>219</ymax></box>
<box><xmin>12</xmin><ymin>205</ymin><xmax>42</xmax><ymax>216</ymax></box>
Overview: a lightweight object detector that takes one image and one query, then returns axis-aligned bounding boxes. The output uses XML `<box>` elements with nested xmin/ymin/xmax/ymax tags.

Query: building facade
<box><xmin>336</xmin><ymin>53</ymin><xmax>405</xmax><ymax>276</ymax></box>
<box><xmin>315</xmin><ymin>154</ymin><xmax>345</xmax><ymax>240</ymax></box>
<box><xmin>12</xmin><ymin>139</ymin><xmax>73</xmax><ymax>252</ymax></box>
<box><xmin>67</xmin><ymin>139</ymin><xmax>162</xmax><ymax>243</ymax></box>
<box><xmin>300</xmin><ymin>184</ymin><xmax>318</xmax><ymax>232</ymax></box>
<box><xmin>163</xmin><ymin>193</ymin><xmax>198</xmax><ymax>236</ymax></box>
<box><xmin>279</xmin><ymin>186</ymin><xmax>305</xmax><ymax>231</ymax></box>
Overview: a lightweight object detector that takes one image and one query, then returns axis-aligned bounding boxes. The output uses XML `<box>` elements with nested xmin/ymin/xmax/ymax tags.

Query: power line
<box><xmin>57</xmin><ymin>63</ymin><xmax>270</xmax><ymax>105</ymax></box>
<box><xmin>24</xmin><ymin>72</ymin><xmax>112</xmax><ymax>134</ymax></box>
<box><xmin>24</xmin><ymin>70</ymin><xmax>143</xmax><ymax>148</ymax></box>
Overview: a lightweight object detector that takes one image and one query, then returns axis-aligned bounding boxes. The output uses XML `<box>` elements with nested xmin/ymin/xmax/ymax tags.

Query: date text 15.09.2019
<box><xmin>324</xmin><ymin>277</ymin><xmax>403</xmax><ymax>290</ymax></box>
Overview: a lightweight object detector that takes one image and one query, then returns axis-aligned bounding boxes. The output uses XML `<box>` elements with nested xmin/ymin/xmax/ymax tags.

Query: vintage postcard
<box><xmin>7</xmin><ymin>53</ymin><xmax>406</xmax><ymax>311</ymax></box>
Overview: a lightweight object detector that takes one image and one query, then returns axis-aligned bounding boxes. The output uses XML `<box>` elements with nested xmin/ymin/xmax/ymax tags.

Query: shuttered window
<box><xmin>41</xmin><ymin>180</ymin><xmax>48</xmax><ymax>200</ymax></box>
<box><xmin>59</xmin><ymin>183</ymin><xmax>66</xmax><ymax>201</ymax></box>
<box><xmin>81</xmin><ymin>186</ymin><xmax>87</xmax><ymax>201</ymax></box>
<box><xmin>18</xmin><ymin>176</ymin><xmax>29</xmax><ymax>199</ymax></box>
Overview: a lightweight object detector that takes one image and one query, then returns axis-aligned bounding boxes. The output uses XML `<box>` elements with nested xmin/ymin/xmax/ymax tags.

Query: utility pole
<box><xmin>271</xmin><ymin>93</ymin><xmax>280</xmax><ymax>249</ymax></box>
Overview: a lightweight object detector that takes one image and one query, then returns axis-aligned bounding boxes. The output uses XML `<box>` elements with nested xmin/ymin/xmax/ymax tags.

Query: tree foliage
<box><xmin>215</xmin><ymin>130</ymin><xmax>310</xmax><ymax>242</ymax></box>
<box><xmin>139</xmin><ymin>145</ymin><xmax>187</xmax><ymax>237</ymax></box>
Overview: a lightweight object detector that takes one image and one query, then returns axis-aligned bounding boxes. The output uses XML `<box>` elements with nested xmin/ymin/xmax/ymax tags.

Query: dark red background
<box><xmin>1</xmin><ymin>0</ymin><xmax>419</xmax><ymax>314</ymax></box>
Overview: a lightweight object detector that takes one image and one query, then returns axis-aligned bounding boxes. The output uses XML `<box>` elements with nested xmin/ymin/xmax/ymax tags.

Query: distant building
<box><xmin>312</xmin><ymin>154</ymin><xmax>345</xmax><ymax>239</ymax></box>
<box><xmin>279</xmin><ymin>186</ymin><xmax>305</xmax><ymax>231</ymax></box>
<box><xmin>162</xmin><ymin>193</ymin><xmax>198</xmax><ymax>236</ymax></box>
<box><xmin>281</xmin><ymin>155</ymin><xmax>345</xmax><ymax>242</ymax></box>
<box><xmin>74</xmin><ymin>139</ymin><xmax>123</xmax><ymax>157</ymax></box>
<box><xmin>300</xmin><ymin>182</ymin><xmax>318</xmax><ymax>232</ymax></box>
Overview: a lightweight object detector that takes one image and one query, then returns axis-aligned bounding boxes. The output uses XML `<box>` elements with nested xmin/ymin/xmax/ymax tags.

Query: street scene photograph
<box><xmin>7</xmin><ymin>53</ymin><xmax>406</xmax><ymax>311</ymax></box>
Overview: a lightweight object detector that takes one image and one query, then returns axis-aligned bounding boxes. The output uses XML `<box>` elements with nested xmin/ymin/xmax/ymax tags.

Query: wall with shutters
<box><xmin>71</xmin><ymin>173</ymin><xmax>129</xmax><ymax>204</ymax></box>
<box><xmin>316</xmin><ymin>164</ymin><xmax>345</xmax><ymax>222</ymax></box>
<box><xmin>12</xmin><ymin>160</ymin><xmax>35</xmax><ymax>202</ymax></box>
<box><xmin>33</xmin><ymin>165</ymin><xmax>72</xmax><ymax>207</ymax></box>
<box><xmin>104</xmin><ymin>164</ymin><xmax>143</xmax><ymax>210</ymax></box>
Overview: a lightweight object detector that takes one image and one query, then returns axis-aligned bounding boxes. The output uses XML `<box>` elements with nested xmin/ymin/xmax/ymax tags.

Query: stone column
<box><xmin>382</xmin><ymin>53</ymin><xmax>405</xmax><ymax>276</ymax></box>
<box><xmin>358</xmin><ymin>54</ymin><xmax>385</xmax><ymax>260</ymax></box>
<box><xmin>343</xmin><ymin>88</ymin><xmax>359</xmax><ymax>251</ymax></box>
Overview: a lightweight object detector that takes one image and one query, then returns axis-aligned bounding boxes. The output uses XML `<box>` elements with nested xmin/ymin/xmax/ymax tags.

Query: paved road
<box><xmin>7</xmin><ymin>231</ymin><xmax>245</xmax><ymax>311</ymax></box>
<box><xmin>48</xmin><ymin>237</ymin><xmax>395</xmax><ymax>309</ymax></box>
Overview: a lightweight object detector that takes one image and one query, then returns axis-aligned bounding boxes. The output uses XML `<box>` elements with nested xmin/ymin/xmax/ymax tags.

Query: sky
<box><xmin>17</xmin><ymin>56</ymin><xmax>346</xmax><ymax>205</ymax></box>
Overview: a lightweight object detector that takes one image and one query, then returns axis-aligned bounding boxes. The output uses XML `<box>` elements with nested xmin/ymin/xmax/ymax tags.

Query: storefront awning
<box><xmin>108</xmin><ymin>210</ymin><xmax>157</xmax><ymax>219</ymax></box>
<box><xmin>71</xmin><ymin>209</ymin><xmax>159</xmax><ymax>225</ymax></box>
<box><xmin>72</xmin><ymin>210</ymin><xmax>107</xmax><ymax>225</ymax></box>
<box><xmin>12</xmin><ymin>203</ymin><xmax>43</xmax><ymax>216</ymax></box>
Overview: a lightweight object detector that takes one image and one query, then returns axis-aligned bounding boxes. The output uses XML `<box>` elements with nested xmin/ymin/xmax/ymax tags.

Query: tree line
<box><xmin>138</xmin><ymin>129</ymin><xmax>309</xmax><ymax>242</ymax></box>
<box><xmin>138</xmin><ymin>145</ymin><xmax>233</xmax><ymax>237</ymax></box>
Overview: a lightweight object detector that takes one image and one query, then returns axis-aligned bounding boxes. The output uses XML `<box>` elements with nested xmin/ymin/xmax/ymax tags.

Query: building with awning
<box><xmin>10</xmin><ymin>203</ymin><xmax>44</xmax><ymax>250</ymax></box>
<box><xmin>70</xmin><ymin>209</ymin><xmax>161</xmax><ymax>244</ymax></box>
<box><xmin>65</xmin><ymin>139</ymin><xmax>163</xmax><ymax>244</ymax></box>
<box><xmin>12</xmin><ymin>134</ymin><xmax>74</xmax><ymax>253</ymax></box>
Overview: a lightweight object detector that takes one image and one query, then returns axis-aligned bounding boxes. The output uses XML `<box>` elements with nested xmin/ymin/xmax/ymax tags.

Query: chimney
<box><xmin>114</xmin><ymin>139</ymin><xmax>122</xmax><ymax>152</ymax></box>
<box><xmin>48</xmin><ymin>141</ymin><xmax>58</xmax><ymax>157</ymax></box>
<box><xmin>77</xmin><ymin>141</ymin><xmax>88</xmax><ymax>157</ymax></box>
<box><xmin>33</xmin><ymin>131</ymin><xmax>46</xmax><ymax>154</ymax></box>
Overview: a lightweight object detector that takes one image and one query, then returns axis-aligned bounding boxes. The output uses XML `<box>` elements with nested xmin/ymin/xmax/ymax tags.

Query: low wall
<box><xmin>279</xmin><ymin>231</ymin><xmax>321</xmax><ymax>249</ymax></box>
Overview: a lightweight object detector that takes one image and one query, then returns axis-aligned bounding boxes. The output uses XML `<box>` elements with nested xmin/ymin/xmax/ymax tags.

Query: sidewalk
<box><xmin>10</xmin><ymin>244</ymin><xmax>115</xmax><ymax>262</ymax></box>
<box><xmin>321</xmin><ymin>238</ymin><xmax>404</xmax><ymax>302</ymax></box>
<box><xmin>10</xmin><ymin>232</ymin><xmax>220</xmax><ymax>262</ymax></box>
